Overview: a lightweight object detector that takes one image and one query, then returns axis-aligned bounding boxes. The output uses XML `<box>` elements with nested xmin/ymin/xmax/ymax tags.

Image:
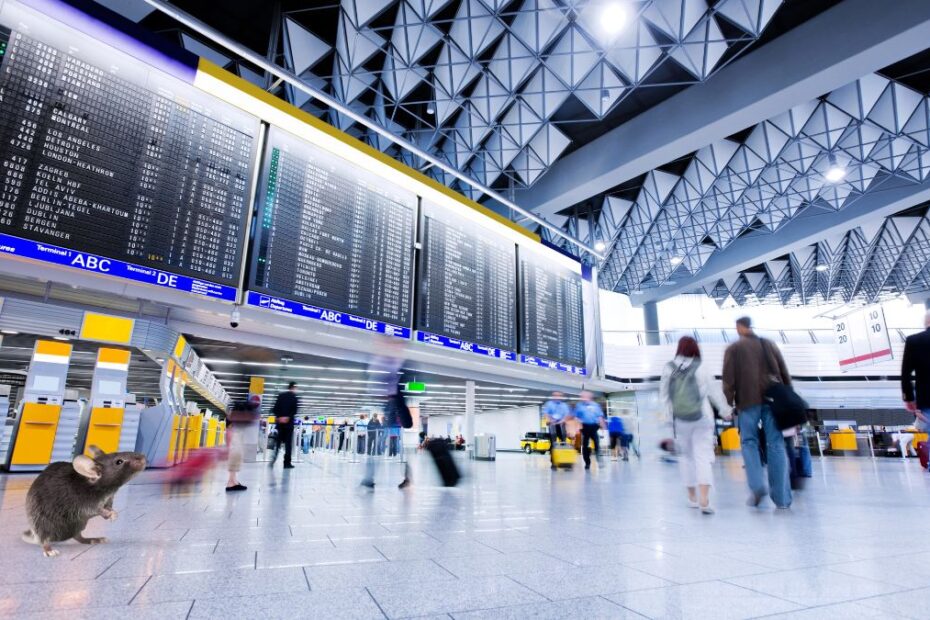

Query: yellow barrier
<box><xmin>84</xmin><ymin>407</ymin><xmax>124</xmax><ymax>455</ymax></box>
<box><xmin>720</xmin><ymin>427</ymin><xmax>741</xmax><ymax>451</ymax></box>
<box><xmin>830</xmin><ymin>430</ymin><xmax>857</xmax><ymax>451</ymax></box>
<box><xmin>11</xmin><ymin>403</ymin><xmax>61</xmax><ymax>465</ymax></box>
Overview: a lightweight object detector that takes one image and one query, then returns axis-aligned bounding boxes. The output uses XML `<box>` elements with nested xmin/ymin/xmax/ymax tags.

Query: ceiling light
<box><xmin>426</xmin><ymin>104</ymin><xmax>435</xmax><ymax>115</ymax></box>
<box><xmin>53</xmin><ymin>336</ymin><xmax>70</xmax><ymax>341</ymax></box>
<box><xmin>825</xmin><ymin>153</ymin><xmax>846</xmax><ymax>183</ymax></box>
<box><xmin>600</xmin><ymin>2</ymin><xmax>629</xmax><ymax>35</ymax></box>
<box><xmin>815</xmin><ymin>264</ymin><xmax>828</xmax><ymax>272</ymax></box>
<box><xmin>1</xmin><ymin>330</ymin><xmax>19</xmax><ymax>335</ymax></box>
<box><xmin>594</xmin><ymin>241</ymin><xmax>606</xmax><ymax>252</ymax></box>
<box><xmin>670</xmin><ymin>256</ymin><xmax>683</xmax><ymax>266</ymax></box>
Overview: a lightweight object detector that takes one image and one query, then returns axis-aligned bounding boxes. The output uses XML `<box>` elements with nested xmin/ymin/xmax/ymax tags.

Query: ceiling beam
<box><xmin>513</xmin><ymin>0</ymin><xmax>930</xmax><ymax>218</ymax></box>
<box><xmin>633</xmin><ymin>176</ymin><xmax>930</xmax><ymax>306</ymax></box>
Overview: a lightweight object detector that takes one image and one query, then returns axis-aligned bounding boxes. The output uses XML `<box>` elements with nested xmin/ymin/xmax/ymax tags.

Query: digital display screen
<box><xmin>0</xmin><ymin>18</ymin><xmax>259</xmax><ymax>291</ymax></box>
<box><xmin>249</xmin><ymin>127</ymin><xmax>416</xmax><ymax>328</ymax></box>
<box><xmin>519</xmin><ymin>249</ymin><xmax>585</xmax><ymax>367</ymax></box>
<box><xmin>416</xmin><ymin>202</ymin><xmax>516</xmax><ymax>352</ymax></box>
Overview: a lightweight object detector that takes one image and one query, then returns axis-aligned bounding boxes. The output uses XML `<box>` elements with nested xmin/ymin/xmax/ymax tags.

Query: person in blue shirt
<box><xmin>607</xmin><ymin>415</ymin><xmax>627</xmax><ymax>461</ymax></box>
<box><xmin>572</xmin><ymin>391</ymin><xmax>605</xmax><ymax>470</ymax></box>
<box><xmin>542</xmin><ymin>392</ymin><xmax>570</xmax><ymax>470</ymax></box>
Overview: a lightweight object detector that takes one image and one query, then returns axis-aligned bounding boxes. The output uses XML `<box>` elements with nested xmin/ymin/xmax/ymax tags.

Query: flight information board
<box><xmin>248</xmin><ymin>127</ymin><xmax>416</xmax><ymax>332</ymax></box>
<box><xmin>416</xmin><ymin>202</ymin><xmax>517</xmax><ymax>354</ymax></box>
<box><xmin>0</xmin><ymin>18</ymin><xmax>259</xmax><ymax>299</ymax></box>
<box><xmin>519</xmin><ymin>249</ymin><xmax>585</xmax><ymax>368</ymax></box>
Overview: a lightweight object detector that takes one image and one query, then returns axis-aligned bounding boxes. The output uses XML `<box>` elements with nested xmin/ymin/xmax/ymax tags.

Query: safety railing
<box><xmin>283</xmin><ymin>423</ymin><xmax>407</xmax><ymax>465</ymax></box>
<box><xmin>605</xmin><ymin>327</ymin><xmax>913</xmax><ymax>346</ymax></box>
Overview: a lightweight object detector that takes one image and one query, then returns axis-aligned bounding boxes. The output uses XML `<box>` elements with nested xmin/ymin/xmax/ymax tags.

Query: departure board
<box><xmin>0</xmin><ymin>20</ymin><xmax>258</xmax><ymax>297</ymax></box>
<box><xmin>417</xmin><ymin>202</ymin><xmax>517</xmax><ymax>353</ymax></box>
<box><xmin>519</xmin><ymin>249</ymin><xmax>585</xmax><ymax>367</ymax></box>
<box><xmin>249</xmin><ymin>127</ymin><xmax>416</xmax><ymax>328</ymax></box>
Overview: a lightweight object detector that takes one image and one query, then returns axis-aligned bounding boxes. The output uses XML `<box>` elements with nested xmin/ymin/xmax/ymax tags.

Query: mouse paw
<box><xmin>42</xmin><ymin>546</ymin><xmax>60</xmax><ymax>558</ymax></box>
<box><xmin>101</xmin><ymin>508</ymin><xmax>118</xmax><ymax>521</ymax></box>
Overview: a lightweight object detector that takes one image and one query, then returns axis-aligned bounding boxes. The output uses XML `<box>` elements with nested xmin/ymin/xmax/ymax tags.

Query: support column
<box><xmin>465</xmin><ymin>380</ymin><xmax>475</xmax><ymax>457</ymax></box>
<box><xmin>644</xmin><ymin>301</ymin><xmax>660</xmax><ymax>345</ymax></box>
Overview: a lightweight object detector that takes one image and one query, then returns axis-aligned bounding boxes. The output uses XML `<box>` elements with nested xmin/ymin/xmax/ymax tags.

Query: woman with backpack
<box><xmin>659</xmin><ymin>336</ymin><xmax>732</xmax><ymax>514</ymax></box>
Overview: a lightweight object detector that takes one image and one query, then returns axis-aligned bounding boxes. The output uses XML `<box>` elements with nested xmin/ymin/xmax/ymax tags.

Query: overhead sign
<box><xmin>835</xmin><ymin>305</ymin><xmax>893</xmax><ymax>370</ymax></box>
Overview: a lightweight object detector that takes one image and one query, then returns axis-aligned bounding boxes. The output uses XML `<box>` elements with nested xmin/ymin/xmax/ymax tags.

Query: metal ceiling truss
<box><xmin>701</xmin><ymin>211</ymin><xmax>930</xmax><ymax>307</ymax></box>
<box><xmin>548</xmin><ymin>71</ymin><xmax>930</xmax><ymax>304</ymax></box>
<box><xmin>171</xmin><ymin>0</ymin><xmax>784</xmax><ymax>196</ymax></box>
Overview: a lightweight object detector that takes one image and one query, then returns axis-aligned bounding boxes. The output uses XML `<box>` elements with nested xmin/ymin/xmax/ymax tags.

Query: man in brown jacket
<box><xmin>722</xmin><ymin>316</ymin><xmax>792</xmax><ymax>509</ymax></box>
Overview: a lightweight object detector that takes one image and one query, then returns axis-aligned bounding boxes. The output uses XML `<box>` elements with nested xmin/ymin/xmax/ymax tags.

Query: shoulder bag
<box><xmin>760</xmin><ymin>338</ymin><xmax>808</xmax><ymax>430</ymax></box>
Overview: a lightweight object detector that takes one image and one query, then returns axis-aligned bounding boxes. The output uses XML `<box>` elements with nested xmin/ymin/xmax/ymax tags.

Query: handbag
<box><xmin>760</xmin><ymin>338</ymin><xmax>808</xmax><ymax>431</ymax></box>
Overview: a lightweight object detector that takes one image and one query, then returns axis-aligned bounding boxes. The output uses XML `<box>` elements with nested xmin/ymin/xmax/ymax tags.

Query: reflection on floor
<box><xmin>0</xmin><ymin>450</ymin><xmax>928</xmax><ymax>619</ymax></box>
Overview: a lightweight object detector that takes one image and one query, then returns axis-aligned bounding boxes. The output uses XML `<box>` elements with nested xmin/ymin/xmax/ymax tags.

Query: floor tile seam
<box><xmin>819</xmin><ymin>563</ymin><xmax>930</xmax><ymax>590</ymax></box>
<box><xmin>429</xmin><ymin>558</ymin><xmax>461</xmax><ymax>580</ymax></box>
<box><xmin>184</xmin><ymin>599</ymin><xmax>195</xmax><ymax>620</ymax></box>
<box><xmin>364</xmin><ymin>585</ymin><xmax>390</xmax><ymax>620</ymax></box>
<box><xmin>719</xmin><ymin>573</ymin><xmax>914</xmax><ymax>609</ymax></box>
<box><xmin>127</xmin><ymin>574</ymin><xmax>154</xmax><ymax>606</ymax></box>
<box><xmin>594</xmin><ymin>594</ymin><xmax>653</xmax><ymax>619</ymax></box>
<box><xmin>94</xmin><ymin>556</ymin><xmax>124</xmax><ymax>579</ymax></box>
<box><xmin>501</xmin><ymin>574</ymin><xmax>553</xmax><ymax>602</ymax></box>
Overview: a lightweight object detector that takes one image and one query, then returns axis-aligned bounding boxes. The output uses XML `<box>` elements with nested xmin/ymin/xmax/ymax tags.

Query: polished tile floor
<box><xmin>0</xmin><ymin>448</ymin><xmax>928</xmax><ymax>619</ymax></box>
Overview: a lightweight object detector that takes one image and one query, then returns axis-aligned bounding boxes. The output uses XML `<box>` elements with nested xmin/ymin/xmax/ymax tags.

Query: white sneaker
<box><xmin>611</xmin><ymin>456</ymin><xmax>618</xmax><ymax>462</ymax></box>
<box><xmin>688</xmin><ymin>500</ymin><xmax>700</xmax><ymax>509</ymax></box>
<box><xmin>701</xmin><ymin>505</ymin><xmax>715</xmax><ymax>515</ymax></box>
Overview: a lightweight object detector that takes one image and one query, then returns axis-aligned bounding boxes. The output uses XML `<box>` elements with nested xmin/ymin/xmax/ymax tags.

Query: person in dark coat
<box><xmin>270</xmin><ymin>382</ymin><xmax>298</xmax><ymax>469</ymax></box>
<box><xmin>902</xmin><ymin>311</ymin><xmax>930</xmax><ymax>449</ymax></box>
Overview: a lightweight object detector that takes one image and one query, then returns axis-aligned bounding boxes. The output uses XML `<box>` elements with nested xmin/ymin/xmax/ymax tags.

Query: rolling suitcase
<box><xmin>918</xmin><ymin>441</ymin><xmax>929</xmax><ymax>470</ymax></box>
<box><xmin>551</xmin><ymin>442</ymin><xmax>577</xmax><ymax>468</ymax></box>
<box><xmin>427</xmin><ymin>440</ymin><xmax>460</xmax><ymax>486</ymax></box>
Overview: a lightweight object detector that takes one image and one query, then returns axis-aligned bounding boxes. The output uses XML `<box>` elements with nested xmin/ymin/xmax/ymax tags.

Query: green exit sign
<box><xmin>405</xmin><ymin>381</ymin><xmax>426</xmax><ymax>393</ymax></box>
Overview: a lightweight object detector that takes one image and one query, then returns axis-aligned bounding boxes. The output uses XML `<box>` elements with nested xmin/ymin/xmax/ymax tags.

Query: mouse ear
<box><xmin>73</xmin><ymin>455</ymin><xmax>102</xmax><ymax>483</ymax></box>
<box><xmin>87</xmin><ymin>445</ymin><xmax>105</xmax><ymax>459</ymax></box>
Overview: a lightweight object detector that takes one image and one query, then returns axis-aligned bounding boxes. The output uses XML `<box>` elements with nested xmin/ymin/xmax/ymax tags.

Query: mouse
<box><xmin>21</xmin><ymin>445</ymin><xmax>147</xmax><ymax>557</ymax></box>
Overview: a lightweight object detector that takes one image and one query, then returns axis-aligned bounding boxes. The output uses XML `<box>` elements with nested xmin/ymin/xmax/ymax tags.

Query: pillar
<box><xmin>465</xmin><ymin>380</ymin><xmax>475</xmax><ymax>456</ymax></box>
<box><xmin>644</xmin><ymin>301</ymin><xmax>660</xmax><ymax>345</ymax></box>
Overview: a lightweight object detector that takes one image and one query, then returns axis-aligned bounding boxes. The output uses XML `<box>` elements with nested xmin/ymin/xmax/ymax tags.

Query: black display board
<box><xmin>249</xmin><ymin>127</ymin><xmax>416</xmax><ymax>327</ymax></box>
<box><xmin>0</xmin><ymin>25</ymin><xmax>258</xmax><ymax>290</ymax></box>
<box><xmin>519</xmin><ymin>250</ymin><xmax>585</xmax><ymax>367</ymax></box>
<box><xmin>416</xmin><ymin>202</ymin><xmax>517</xmax><ymax>352</ymax></box>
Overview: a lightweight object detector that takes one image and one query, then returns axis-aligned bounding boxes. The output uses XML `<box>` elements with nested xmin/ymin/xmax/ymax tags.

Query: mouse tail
<box><xmin>21</xmin><ymin>529</ymin><xmax>39</xmax><ymax>545</ymax></box>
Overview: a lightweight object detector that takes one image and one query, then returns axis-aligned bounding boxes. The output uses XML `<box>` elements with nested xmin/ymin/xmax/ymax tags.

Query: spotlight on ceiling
<box><xmin>601</xmin><ymin>88</ymin><xmax>611</xmax><ymax>102</ymax></box>
<box><xmin>426</xmin><ymin>104</ymin><xmax>435</xmax><ymax>115</ymax></box>
<box><xmin>825</xmin><ymin>153</ymin><xmax>846</xmax><ymax>183</ymax></box>
<box><xmin>594</xmin><ymin>240</ymin><xmax>606</xmax><ymax>252</ymax></box>
<box><xmin>670</xmin><ymin>255</ymin><xmax>683</xmax><ymax>266</ymax></box>
<box><xmin>600</xmin><ymin>2</ymin><xmax>630</xmax><ymax>35</ymax></box>
<box><xmin>815</xmin><ymin>264</ymin><xmax>829</xmax><ymax>272</ymax></box>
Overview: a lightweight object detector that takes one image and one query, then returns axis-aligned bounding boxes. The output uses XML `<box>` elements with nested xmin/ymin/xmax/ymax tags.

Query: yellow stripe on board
<box><xmin>249</xmin><ymin>377</ymin><xmax>264</xmax><ymax>393</ymax></box>
<box><xmin>81</xmin><ymin>312</ymin><xmax>134</xmax><ymax>344</ymax></box>
<box><xmin>35</xmin><ymin>340</ymin><xmax>72</xmax><ymax>357</ymax></box>
<box><xmin>97</xmin><ymin>347</ymin><xmax>131</xmax><ymax>365</ymax></box>
<box><xmin>173</xmin><ymin>335</ymin><xmax>187</xmax><ymax>360</ymax></box>
<box><xmin>195</xmin><ymin>59</ymin><xmax>539</xmax><ymax>243</ymax></box>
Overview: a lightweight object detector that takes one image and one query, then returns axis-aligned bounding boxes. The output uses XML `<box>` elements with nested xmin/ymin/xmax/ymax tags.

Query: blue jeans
<box><xmin>738</xmin><ymin>404</ymin><xmax>791</xmax><ymax>507</ymax></box>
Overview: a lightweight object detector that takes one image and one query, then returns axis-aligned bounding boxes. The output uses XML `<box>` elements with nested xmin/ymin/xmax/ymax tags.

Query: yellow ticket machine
<box><xmin>4</xmin><ymin>340</ymin><xmax>77</xmax><ymax>471</ymax></box>
<box><xmin>76</xmin><ymin>348</ymin><xmax>140</xmax><ymax>456</ymax></box>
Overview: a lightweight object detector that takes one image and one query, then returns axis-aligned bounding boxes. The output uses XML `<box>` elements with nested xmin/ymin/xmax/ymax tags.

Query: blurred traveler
<box><xmin>571</xmin><ymin>391</ymin><xmax>605</xmax><ymax>470</ymax></box>
<box><xmin>607</xmin><ymin>414</ymin><xmax>627</xmax><ymax>461</ymax></box>
<box><xmin>722</xmin><ymin>317</ymin><xmax>792</xmax><ymax>509</ymax></box>
<box><xmin>542</xmin><ymin>391</ymin><xmax>570</xmax><ymax>470</ymax></box>
<box><xmin>337</xmin><ymin>419</ymin><xmax>348</xmax><ymax>452</ymax></box>
<box><xmin>368</xmin><ymin>413</ymin><xmax>382</xmax><ymax>455</ymax></box>
<box><xmin>356</xmin><ymin>414</ymin><xmax>369</xmax><ymax>454</ymax></box>
<box><xmin>225</xmin><ymin>401</ymin><xmax>259</xmax><ymax>492</ymax></box>
<box><xmin>901</xmin><ymin>310</ymin><xmax>930</xmax><ymax>439</ymax></box>
<box><xmin>270</xmin><ymin>382</ymin><xmax>298</xmax><ymax>469</ymax></box>
<box><xmin>660</xmin><ymin>337</ymin><xmax>732</xmax><ymax>514</ymax></box>
<box><xmin>362</xmin><ymin>337</ymin><xmax>413</xmax><ymax>490</ymax></box>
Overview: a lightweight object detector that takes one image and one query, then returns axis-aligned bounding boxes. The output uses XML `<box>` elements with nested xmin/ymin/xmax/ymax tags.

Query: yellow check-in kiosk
<box><xmin>204</xmin><ymin>415</ymin><xmax>219</xmax><ymax>448</ymax></box>
<box><xmin>75</xmin><ymin>347</ymin><xmax>142</xmax><ymax>456</ymax></box>
<box><xmin>4</xmin><ymin>340</ymin><xmax>80</xmax><ymax>471</ymax></box>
